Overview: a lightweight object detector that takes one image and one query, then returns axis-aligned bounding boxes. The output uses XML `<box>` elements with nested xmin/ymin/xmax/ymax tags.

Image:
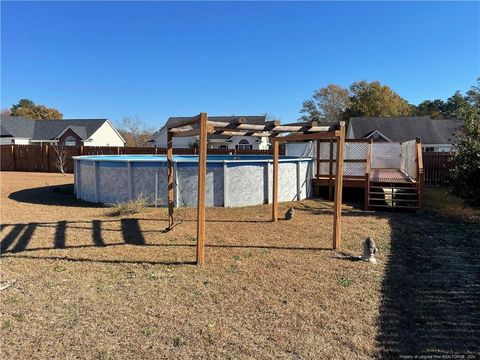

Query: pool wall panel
<box><xmin>97</xmin><ymin>162</ymin><xmax>129</xmax><ymax>204</ymax></box>
<box><xmin>79</xmin><ymin>161</ymin><xmax>95</xmax><ymax>202</ymax></box>
<box><xmin>132</xmin><ymin>163</ymin><xmax>168</xmax><ymax>206</ymax></box>
<box><xmin>226</xmin><ymin>164</ymin><xmax>265</xmax><ymax>207</ymax></box>
<box><xmin>74</xmin><ymin>157</ymin><xmax>313</xmax><ymax>208</ymax></box>
<box><xmin>176</xmin><ymin>163</ymin><xmax>224</xmax><ymax>207</ymax></box>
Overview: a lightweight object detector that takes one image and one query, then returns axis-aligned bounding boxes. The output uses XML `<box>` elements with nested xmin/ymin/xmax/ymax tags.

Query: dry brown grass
<box><xmin>108</xmin><ymin>194</ymin><xmax>150</xmax><ymax>217</ymax></box>
<box><xmin>0</xmin><ymin>172</ymin><xmax>478</xmax><ymax>359</ymax></box>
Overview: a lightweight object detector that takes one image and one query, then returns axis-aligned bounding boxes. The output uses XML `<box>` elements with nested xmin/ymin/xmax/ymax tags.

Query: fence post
<box><xmin>11</xmin><ymin>144</ymin><xmax>16</xmax><ymax>171</ymax></box>
<box><xmin>45</xmin><ymin>145</ymin><xmax>50</xmax><ymax>172</ymax></box>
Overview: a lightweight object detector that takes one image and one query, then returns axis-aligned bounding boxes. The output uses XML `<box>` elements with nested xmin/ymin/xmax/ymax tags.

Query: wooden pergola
<box><xmin>166</xmin><ymin>113</ymin><xmax>346</xmax><ymax>265</ymax></box>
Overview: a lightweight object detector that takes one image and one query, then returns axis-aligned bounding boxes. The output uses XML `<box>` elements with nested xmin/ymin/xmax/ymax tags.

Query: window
<box><xmin>424</xmin><ymin>147</ymin><xmax>435</xmax><ymax>152</ymax></box>
<box><xmin>235</xmin><ymin>139</ymin><xmax>252</xmax><ymax>150</ymax></box>
<box><xmin>64</xmin><ymin>136</ymin><xmax>77</xmax><ymax>146</ymax></box>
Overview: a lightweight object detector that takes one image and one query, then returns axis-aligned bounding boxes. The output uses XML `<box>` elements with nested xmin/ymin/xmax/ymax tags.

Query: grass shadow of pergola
<box><xmin>0</xmin><ymin>218</ymin><xmax>333</xmax><ymax>266</ymax></box>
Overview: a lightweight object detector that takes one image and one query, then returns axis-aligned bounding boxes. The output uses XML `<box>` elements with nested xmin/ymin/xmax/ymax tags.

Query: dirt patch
<box><xmin>1</xmin><ymin>172</ymin><xmax>478</xmax><ymax>359</ymax></box>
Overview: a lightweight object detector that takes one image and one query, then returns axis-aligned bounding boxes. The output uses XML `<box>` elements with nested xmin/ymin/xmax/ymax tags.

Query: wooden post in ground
<box><xmin>332</xmin><ymin>122</ymin><xmax>345</xmax><ymax>250</ymax></box>
<box><xmin>272</xmin><ymin>140</ymin><xmax>279</xmax><ymax>222</ymax></box>
<box><xmin>416</xmin><ymin>137</ymin><xmax>424</xmax><ymax>214</ymax></box>
<box><xmin>167</xmin><ymin>130</ymin><xmax>174</xmax><ymax>229</ymax></box>
<box><xmin>364</xmin><ymin>139</ymin><xmax>373</xmax><ymax>210</ymax></box>
<box><xmin>196</xmin><ymin>112</ymin><xmax>208</xmax><ymax>265</ymax></box>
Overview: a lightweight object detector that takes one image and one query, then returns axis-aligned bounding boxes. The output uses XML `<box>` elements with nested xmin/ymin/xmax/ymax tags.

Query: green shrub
<box><xmin>449</xmin><ymin>108</ymin><xmax>480</xmax><ymax>207</ymax></box>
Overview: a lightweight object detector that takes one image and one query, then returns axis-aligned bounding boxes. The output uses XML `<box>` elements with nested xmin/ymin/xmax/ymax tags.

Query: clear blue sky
<box><xmin>1</xmin><ymin>1</ymin><xmax>479</xmax><ymax>129</ymax></box>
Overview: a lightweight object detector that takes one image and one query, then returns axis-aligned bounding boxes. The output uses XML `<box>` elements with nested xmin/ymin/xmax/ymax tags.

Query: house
<box><xmin>0</xmin><ymin>115</ymin><xmax>125</xmax><ymax>147</ymax></box>
<box><xmin>347</xmin><ymin>116</ymin><xmax>463</xmax><ymax>152</ymax></box>
<box><xmin>149</xmin><ymin>115</ymin><xmax>272</xmax><ymax>150</ymax></box>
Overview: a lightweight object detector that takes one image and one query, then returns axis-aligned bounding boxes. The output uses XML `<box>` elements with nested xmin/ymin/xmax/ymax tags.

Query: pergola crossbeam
<box><xmin>165</xmin><ymin>113</ymin><xmax>346</xmax><ymax>265</ymax></box>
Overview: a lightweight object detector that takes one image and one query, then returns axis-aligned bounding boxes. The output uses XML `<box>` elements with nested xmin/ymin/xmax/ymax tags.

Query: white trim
<box><xmin>53</xmin><ymin>125</ymin><xmax>83</xmax><ymax>140</ymax></box>
<box><xmin>364</xmin><ymin>130</ymin><xmax>393</xmax><ymax>142</ymax></box>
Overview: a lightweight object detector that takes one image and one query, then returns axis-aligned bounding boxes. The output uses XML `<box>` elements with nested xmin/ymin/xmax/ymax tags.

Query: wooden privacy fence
<box><xmin>422</xmin><ymin>152</ymin><xmax>453</xmax><ymax>185</ymax></box>
<box><xmin>0</xmin><ymin>145</ymin><xmax>280</xmax><ymax>174</ymax></box>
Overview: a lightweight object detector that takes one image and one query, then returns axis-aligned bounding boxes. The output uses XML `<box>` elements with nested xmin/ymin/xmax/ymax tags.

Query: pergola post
<box><xmin>272</xmin><ymin>140</ymin><xmax>279</xmax><ymax>222</ymax></box>
<box><xmin>332</xmin><ymin>121</ymin><xmax>346</xmax><ymax>250</ymax></box>
<box><xmin>166</xmin><ymin>114</ymin><xmax>343</xmax><ymax>265</ymax></box>
<box><xmin>167</xmin><ymin>130</ymin><xmax>174</xmax><ymax>229</ymax></box>
<box><xmin>196</xmin><ymin>112</ymin><xmax>208</xmax><ymax>265</ymax></box>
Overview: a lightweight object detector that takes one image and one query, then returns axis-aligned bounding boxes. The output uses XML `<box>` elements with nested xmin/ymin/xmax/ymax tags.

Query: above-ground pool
<box><xmin>73</xmin><ymin>155</ymin><xmax>313</xmax><ymax>207</ymax></box>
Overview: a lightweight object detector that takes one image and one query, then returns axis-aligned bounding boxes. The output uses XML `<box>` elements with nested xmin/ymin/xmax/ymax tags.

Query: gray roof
<box><xmin>432</xmin><ymin>119</ymin><xmax>463</xmax><ymax>143</ymax></box>
<box><xmin>0</xmin><ymin>115</ymin><xmax>107</xmax><ymax>140</ymax></box>
<box><xmin>348</xmin><ymin>116</ymin><xmax>462</xmax><ymax>144</ymax></box>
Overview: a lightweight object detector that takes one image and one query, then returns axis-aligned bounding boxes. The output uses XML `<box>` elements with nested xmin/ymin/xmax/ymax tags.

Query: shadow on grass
<box><xmin>8</xmin><ymin>184</ymin><xmax>103</xmax><ymax>208</ymax></box>
<box><xmin>377</xmin><ymin>211</ymin><xmax>480</xmax><ymax>356</ymax></box>
<box><xmin>0</xmin><ymin>218</ymin><xmax>332</xmax><ymax>266</ymax></box>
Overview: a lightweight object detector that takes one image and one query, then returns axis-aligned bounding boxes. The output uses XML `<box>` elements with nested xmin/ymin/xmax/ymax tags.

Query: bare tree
<box><xmin>1</xmin><ymin>109</ymin><xmax>12</xmax><ymax>116</ymax></box>
<box><xmin>116</xmin><ymin>117</ymin><xmax>154</xmax><ymax>147</ymax></box>
<box><xmin>52</xmin><ymin>145</ymin><xmax>68</xmax><ymax>175</ymax></box>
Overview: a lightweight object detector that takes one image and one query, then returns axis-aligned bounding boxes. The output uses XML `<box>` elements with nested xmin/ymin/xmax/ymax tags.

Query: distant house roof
<box><xmin>0</xmin><ymin>115</ymin><xmax>108</xmax><ymax>141</ymax></box>
<box><xmin>152</xmin><ymin>115</ymin><xmax>273</xmax><ymax>140</ymax></box>
<box><xmin>432</xmin><ymin>119</ymin><xmax>464</xmax><ymax>144</ymax></box>
<box><xmin>348</xmin><ymin>116</ymin><xmax>463</xmax><ymax>144</ymax></box>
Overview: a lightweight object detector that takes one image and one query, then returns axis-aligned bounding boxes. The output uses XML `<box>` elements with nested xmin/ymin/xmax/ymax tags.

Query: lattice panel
<box><xmin>344</xmin><ymin>162</ymin><xmax>366</xmax><ymax>176</ymax></box>
<box><xmin>315</xmin><ymin>141</ymin><xmax>368</xmax><ymax>177</ymax></box>
<box><xmin>344</xmin><ymin>143</ymin><xmax>368</xmax><ymax>160</ymax></box>
<box><xmin>318</xmin><ymin>142</ymin><xmax>337</xmax><ymax>160</ymax></box>
<box><xmin>317</xmin><ymin>142</ymin><xmax>368</xmax><ymax>160</ymax></box>
<box><xmin>317</xmin><ymin>161</ymin><xmax>366</xmax><ymax>176</ymax></box>
<box><xmin>318</xmin><ymin>162</ymin><xmax>332</xmax><ymax>176</ymax></box>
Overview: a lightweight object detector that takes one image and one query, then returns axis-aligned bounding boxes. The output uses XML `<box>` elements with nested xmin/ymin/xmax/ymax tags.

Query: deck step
<box><xmin>369</xmin><ymin>204</ymin><xmax>419</xmax><ymax>209</ymax></box>
<box><xmin>370</xmin><ymin>186</ymin><xmax>418</xmax><ymax>190</ymax></box>
<box><xmin>369</xmin><ymin>191</ymin><xmax>418</xmax><ymax>195</ymax></box>
<box><xmin>367</xmin><ymin>178</ymin><xmax>420</xmax><ymax>211</ymax></box>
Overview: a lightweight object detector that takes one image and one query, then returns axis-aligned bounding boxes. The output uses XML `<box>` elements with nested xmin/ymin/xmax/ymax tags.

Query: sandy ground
<box><xmin>1</xmin><ymin>172</ymin><xmax>479</xmax><ymax>359</ymax></box>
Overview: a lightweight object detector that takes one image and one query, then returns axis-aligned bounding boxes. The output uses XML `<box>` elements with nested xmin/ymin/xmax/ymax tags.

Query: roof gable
<box><xmin>0</xmin><ymin>115</ymin><xmax>107</xmax><ymax>141</ymax></box>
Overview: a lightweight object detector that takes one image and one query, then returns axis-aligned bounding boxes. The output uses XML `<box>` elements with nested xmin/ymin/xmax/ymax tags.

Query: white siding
<box><xmin>285</xmin><ymin>142</ymin><xmax>314</xmax><ymax>157</ymax></box>
<box><xmin>423</xmin><ymin>144</ymin><xmax>453</xmax><ymax>152</ymax></box>
<box><xmin>0</xmin><ymin>138</ymin><xmax>13</xmax><ymax>145</ymax></box>
<box><xmin>151</xmin><ymin>128</ymin><xmax>197</xmax><ymax>148</ymax></box>
<box><xmin>228</xmin><ymin>136</ymin><xmax>269</xmax><ymax>150</ymax></box>
<box><xmin>85</xmin><ymin>121</ymin><xmax>125</xmax><ymax>147</ymax></box>
<box><xmin>5</xmin><ymin>138</ymin><xmax>30</xmax><ymax>145</ymax></box>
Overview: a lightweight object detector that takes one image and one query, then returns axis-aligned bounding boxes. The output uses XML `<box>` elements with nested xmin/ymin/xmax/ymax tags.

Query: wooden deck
<box><xmin>370</xmin><ymin>169</ymin><xmax>413</xmax><ymax>183</ymax></box>
<box><xmin>313</xmin><ymin>169</ymin><xmax>413</xmax><ymax>188</ymax></box>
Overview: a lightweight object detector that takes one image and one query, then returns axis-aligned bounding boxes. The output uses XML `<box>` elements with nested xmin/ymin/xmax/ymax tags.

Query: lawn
<box><xmin>1</xmin><ymin>172</ymin><xmax>479</xmax><ymax>359</ymax></box>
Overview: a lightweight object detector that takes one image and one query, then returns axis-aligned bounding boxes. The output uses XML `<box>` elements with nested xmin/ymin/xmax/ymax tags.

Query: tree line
<box><xmin>300</xmin><ymin>78</ymin><xmax>480</xmax><ymax>123</ymax></box>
